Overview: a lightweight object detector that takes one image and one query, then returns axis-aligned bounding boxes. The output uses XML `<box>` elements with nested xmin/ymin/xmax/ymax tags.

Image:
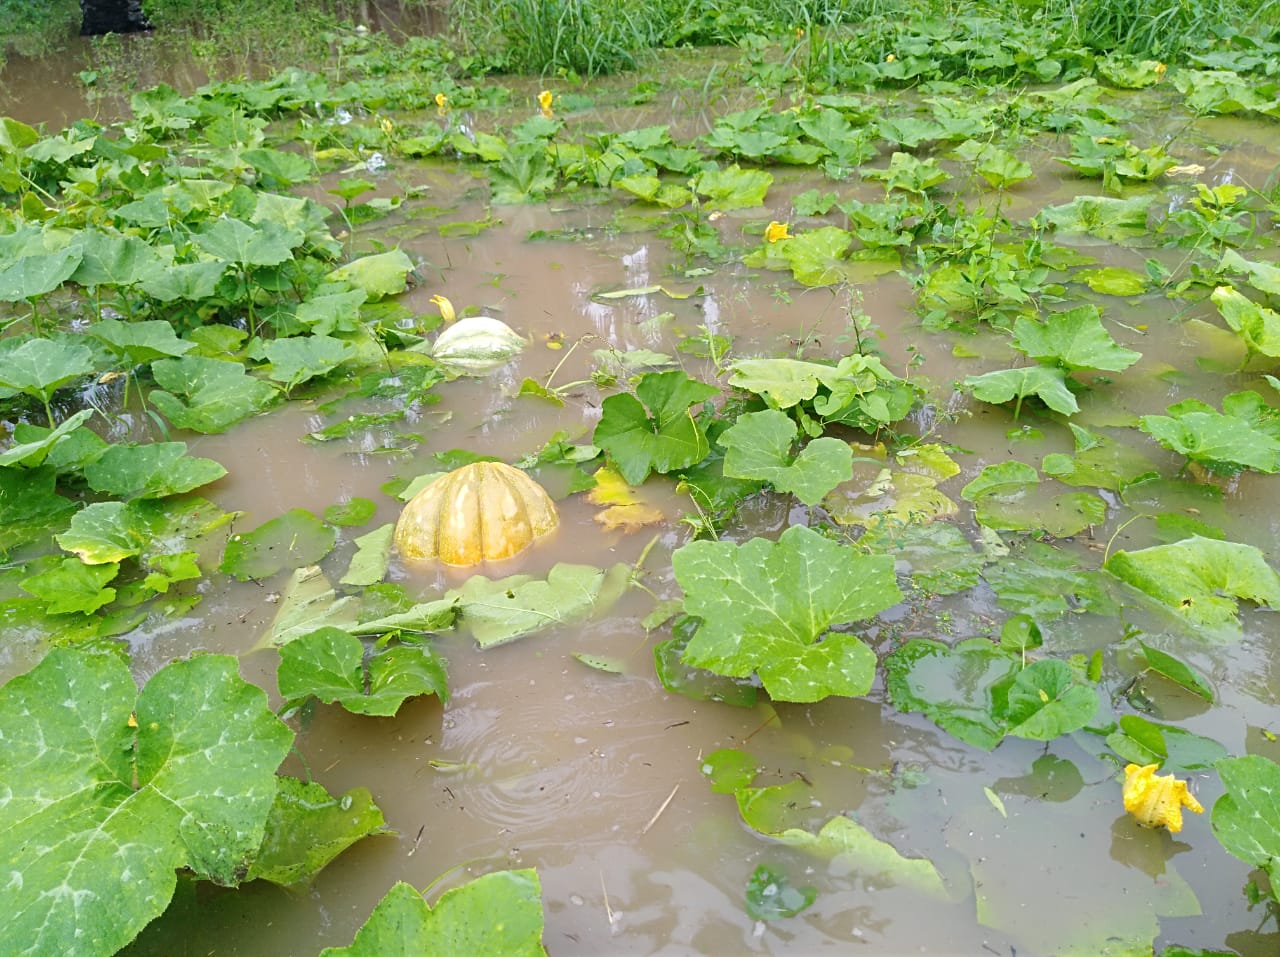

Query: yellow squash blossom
<box><xmin>537</xmin><ymin>90</ymin><xmax>554</xmax><ymax>118</ymax></box>
<box><xmin>429</xmin><ymin>294</ymin><xmax>456</xmax><ymax>322</ymax></box>
<box><xmin>435</xmin><ymin>92</ymin><xmax>450</xmax><ymax>115</ymax></box>
<box><xmin>1122</xmin><ymin>763</ymin><xmax>1203</xmax><ymax>833</ymax></box>
<box><xmin>765</xmin><ymin>221</ymin><xmax>793</xmax><ymax>243</ymax></box>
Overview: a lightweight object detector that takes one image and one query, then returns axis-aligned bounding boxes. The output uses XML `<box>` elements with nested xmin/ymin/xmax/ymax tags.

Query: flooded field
<box><xmin>2</xmin><ymin>16</ymin><xmax>1280</xmax><ymax>957</ymax></box>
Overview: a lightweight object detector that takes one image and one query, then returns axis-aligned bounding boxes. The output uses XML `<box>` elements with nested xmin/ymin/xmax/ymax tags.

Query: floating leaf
<box><xmin>964</xmin><ymin>366</ymin><xmax>1079</xmax><ymax>416</ymax></box>
<box><xmin>1105</xmin><ymin>536</ymin><xmax>1280</xmax><ymax>631</ymax></box>
<box><xmin>672</xmin><ymin>525</ymin><xmax>901</xmax><ymax>702</ymax></box>
<box><xmin>340</xmin><ymin>523</ymin><xmax>393</xmax><ymax>587</ymax></box>
<box><xmin>325</xmin><ymin>498</ymin><xmax>377</xmax><ymax>527</ymax></box>
<box><xmin>1003</xmin><ymin>659</ymin><xmax>1101</xmax><ymax>740</ymax></box>
<box><xmin>277</xmin><ymin>626</ymin><xmax>448</xmax><ymax>715</ymax></box>
<box><xmin>586</xmin><ymin>465</ymin><xmax>663</xmax><ymax>531</ymax></box>
<box><xmin>83</xmin><ymin>442</ymin><xmax>227</xmax><ymax>499</ymax></box>
<box><xmin>220</xmin><ymin>509</ymin><xmax>337</xmax><ymax>581</ymax></box>
<box><xmin>858</xmin><ymin>522</ymin><xmax>987</xmax><ymax>595</ymax></box>
<box><xmin>248</xmin><ymin>777</ymin><xmax>388</xmax><ymax>885</ymax></box>
<box><xmin>0</xmin><ymin>648</ymin><xmax>292</xmax><ymax>955</ymax></box>
<box><xmin>320</xmin><ymin>871</ymin><xmax>547</xmax><ymax>957</ymax></box>
<box><xmin>962</xmin><ymin>461</ymin><xmax>1106</xmax><ymax>537</ymax></box>
<box><xmin>1106</xmin><ymin>715</ymin><xmax>1227</xmax><ymax>772</ymax></box>
<box><xmin>775</xmin><ymin>816</ymin><xmax>948</xmax><ymax>898</ymax></box>
<box><xmin>1140</xmin><ymin>391</ymin><xmax>1280</xmax><ymax>473</ymax></box>
<box><xmin>447</xmin><ymin>562</ymin><xmax>630</xmax><ymax>648</ymax></box>
<box><xmin>1212</xmin><ymin>755</ymin><xmax>1280</xmax><ymax>902</ymax></box>
<box><xmin>654</xmin><ymin>622</ymin><xmax>758</xmax><ymax>708</ymax></box>
<box><xmin>19</xmin><ymin>557</ymin><xmax>119</xmax><ymax>615</ymax></box>
<box><xmin>1011</xmin><ymin>305</ymin><xmax>1142</xmax><ymax>372</ymax></box>
<box><xmin>983</xmin><ymin>540</ymin><xmax>1119</xmax><ymax>620</ymax></box>
<box><xmin>1038</xmin><ymin>194</ymin><xmax>1152</xmax><ymax>241</ymax></box>
<box><xmin>594</xmin><ymin>370</ymin><xmax>717</xmax><ymax>485</ymax></box>
<box><xmin>693</xmin><ymin>165</ymin><xmax>772</xmax><ymax>210</ymax></box>
<box><xmin>719</xmin><ymin>410</ymin><xmax>852</xmax><ymax>506</ymax></box>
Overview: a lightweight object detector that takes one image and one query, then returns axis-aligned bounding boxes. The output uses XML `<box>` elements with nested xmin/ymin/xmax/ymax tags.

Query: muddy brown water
<box><xmin>3</xmin><ymin>33</ymin><xmax>1280</xmax><ymax>957</ymax></box>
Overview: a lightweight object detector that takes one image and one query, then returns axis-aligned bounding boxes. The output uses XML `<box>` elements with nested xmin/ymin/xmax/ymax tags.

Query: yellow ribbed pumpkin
<box><xmin>394</xmin><ymin>462</ymin><xmax>559</xmax><ymax>565</ymax></box>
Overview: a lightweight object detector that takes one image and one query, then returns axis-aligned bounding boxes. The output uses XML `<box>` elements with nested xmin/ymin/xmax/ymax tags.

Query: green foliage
<box><xmin>672</xmin><ymin>525</ymin><xmax>901</xmax><ymax>702</ymax></box>
<box><xmin>1212</xmin><ymin>755</ymin><xmax>1280</xmax><ymax>903</ymax></box>
<box><xmin>0</xmin><ymin>648</ymin><xmax>294</xmax><ymax>956</ymax></box>
<box><xmin>1139</xmin><ymin>391</ymin><xmax>1280</xmax><ymax>473</ymax></box>
<box><xmin>321</xmin><ymin>870</ymin><xmax>547</xmax><ymax>956</ymax></box>
<box><xmin>594</xmin><ymin>370</ymin><xmax>717</xmax><ymax>484</ymax></box>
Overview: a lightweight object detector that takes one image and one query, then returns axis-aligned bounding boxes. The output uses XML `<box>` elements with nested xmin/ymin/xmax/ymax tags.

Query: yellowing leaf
<box><xmin>587</xmin><ymin>465</ymin><xmax>664</xmax><ymax>531</ymax></box>
<box><xmin>1122</xmin><ymin>763</ymin><xmax>1203</xmax><ymax>833</ymax></box>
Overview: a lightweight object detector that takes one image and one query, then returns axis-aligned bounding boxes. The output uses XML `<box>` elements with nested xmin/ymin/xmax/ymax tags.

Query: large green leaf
<box><xmin>263</xmin><ymin>334</ymin><xmax>355</xmax><ymax>389</ymax></box>
<box><xmin>149</xmin><ymin>356</ymin><xmax>278</xmax><ymax>434</ymax></box>
<box><xmin>71</xmin><ymin>230</ymin><xmax>170</xmax><ymax>288</ymax></box>
<box><xmin>1105</xmin><ymin>536</ymin><xmax>1280</xmax><ymax>631</ymax></box>
<box><xmin>220</xmin><ymin>508</ymin><xmax>336</xmax><ymax>581</ymax></box>
<box><xmin>961</xmin><ymin>461</ymin><xmax>1107</xmax><ymax>537</ymax></box>
<box><xmin>719</xmin><ymin>409</ymin><xmax>852</xmax><ymax>505</ymax></box>
<box><xmin>1011</xmin><ymin>305</ymin><xmax>1142</xmax><ymax>372</ymax></box>
<box><xmin>1211</xmin><ymin>755</ymin><xmax>1280</xmax><ymax>902</ymax></box>
<box><xmin>594</xmin><ymin>370</ymin><xmax>718</xmax><ymax>485</ymax></box>
<box><xmin>196</xmin><ymin>217</ymin><xmax>303</xmax><ymax>266</ymax></box>
<box><xmin>1212</xmin><ymin>285</ymin><xmax>1280</xmax><ymax>359</ymax></box>
<box><xmin>277</xmin><ymin>626</ymin><xmax>448</xmax><ymax>715</ymax></box>
<box><xmin>89</xmin><ymin>317</ymin><xmax>194</xmax><ymax>366</ymax></box>
<box><xmin>778</xmin><ymin>226</ymin><xmax>856</xmax><ymax>287</ymax></box>
<box><xmin>320</xmin><ymin>870</ymin><xmax>547</xmax><ymax>957</ymax></box>
<box><xmin>0</xmin><ymin>337</ymin><xmax>96</xmax><ymax>408</ymax></box>
<box><xmin>446</xmin><ymin>562</ymin><xmax>629</xmax><ymax>648</ymax></box>
<box><xmin>83</xmin><ymin>442</ymin><xmax>227</xmax><ymax>499</ymax></box>
<box><xmin>0</xmin><ymin>244</ymin><xmax>83</xmax><ymax>301</ymax></box>
<box><xmin>0</xmin><ymin>648</ymin><xmax>293</xmax><ymax>956</ymax></box>
<box><xmin>19</xmin><ymin>556</ymin><xmax>119</xmax><ymax>614</ymax></box>
<box><xmin>326</xmin><ymin>249</ymin><xmax>415</xmax><ymax>300</ymax></box>
<box><xmin>964</xmin><ymin>366</ymin><xmax>1079</xmax><ymax>416</ymax></box>
<box><xmin>0</xmin><ymin>408</ymin><xmax>94</xmax><ymax>468</ymax></box>
<box><xmin>672</xmin><ymin>525</ymin><xmax>902</xmax><ymax>702</ymax></box>
<box><xmin>982</xmin><ymin>540</ymin><xmax>1119</xmax><ymax>620</ymax></box>
<box><xmin>1037</xmin><ymin>194</ymin><xmax>1152</xmax><ymax>241</ymax></box>
<box><xmin>247</xmin><ymin>777</ymin><xmax>387</xmax><ymax>886</ymax></box>
<box><xmin>1139</xmin><ymin>391</ymin><xmax>1280</xmax><ymax>473</ymax></box>
<box><xmin>692</xmin><ymin>165</ymin><xmax>772</xmax><ymax>210</ymax></box>
<box><xmin>1001</xmin><ymin>659</ymin><xmax>1100</xmax><ymax>740</ymax></box>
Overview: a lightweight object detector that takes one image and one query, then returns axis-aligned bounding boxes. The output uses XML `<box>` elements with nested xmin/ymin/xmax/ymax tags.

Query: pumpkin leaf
<box><xmin>982</xmin><ymin>540</ymin><xmax>1120</xmax><ymax>620</ymax></box>
<box><xmin>320</xmin><ymin>870</ymin><xmax>547</xmax><ymax>957</ymax></box>
<box><xmin>1106</xmin><ymin>715</ymin><xmax>1227</xmax><ymax>773</ymax></box>
<box><xmin>327</xmin><ymin>249</ymin><xmax>415</xmax><ymax>300</ymax></box>
<box><xmin>692</xmin><ymin>165</ymin><xmax>772</xmax><ymax>210</ymax></box>
<box><xmin>0</xmin><ymin>243</ymin><xmax>82</xmax><ymax>301</ymax></box>
<box><xmin>277</xmin><ymin>626</ymin><xmax>448</xmax><ymax>715</ymax></box>
<box><xmin>1104</xmin><ymin>536</ymin><xmax>1280</xmax><ymax>632</ymax></box>
<box><xmin>858</xmin><ymin>522</ymin><xmax>987</xmax><ymax>596</ymax></box>
<box><xmin>672</xmin><ymin>525</ymin><xmax>901</xmax><ymax>702</ymax></box>
<box><xmin>1140</xmin><ymin>391</ymin><xmax>1280</xmax><ymax>473</ymax></box>
<box><xmin>56</xmin><ymin>500</ymin><xmax>148</xmax><ymax>564</ymax></box>
<box><xmin>148</xmin><ymin>356</ymin><xmax>278</xmax><ymax>434</ymax></box>
<box><xmin>448</xmin><ymin>562</ymin><xmax>631</xmax><ymax>648</ymax></box>
<box><xmin>1137</xmin><ymin>642</ymin><xmax>1214</xmax><ymax>702</ymax></box>
<box><xmin>964</xmin><ymin>366</ymin><xmax>1079</xmax><ymax>417</ymax></box>
<box><xmin>83</xmin><ymin>442</ymin><xmax>227</xmax><ymax>499</ymax></box>
<box><xmin>263</xmin><ymin>334</ymin><xmax>355</xmax><ymax>389</ymax></box>
<box><xmin>0</xmin><ymin>648</ymin><xmax>293</xmax><ymax>955</ymax></box>
<box><xmin>1011</xmin><ymin>305</ymin><xmax>1142</xmax><ymax>372</ymax></box>
<box><xmin>196</xmin><ymin>217</ymin><xmax>302</xmax><ymax>267</ymax></box>
<box><xmin>89</xmin><ymin>317</ymin><xmax>194</xmax><ymax>365</ymax></box>
<box><xmin>961</xmin><ymin>461</ymin><xmax>1106</xmax><ymax>537</ymax></box>
<box><xmin>775</xmin><ymin>816</ymin><xmax>948</xmax><ymax>898</ymax></box>
<box><xmin>1212</xmin><ymin>755</ymin><xmax>1280</xmax><ymax>902</ymax></box>
<box><xmin>1001</xmin><ymin>659</ymin><xmax>1101</xmax><ymax>740</ymax></box>
<box><xmin>885</xmin><ymin>637</ymin><xmax>1019</xmax><ymax>750</ymax></box>
<box><xmin>247</xmin><ymin>777</ymin><xmax>388</xmax><ymax>886</ymax></box>
<box><xmin>719</xmin><ymin>410</ymin><xmax>853</xmax><ymax>506</ymax></box>
<box><xmin>19</xmin><ymin>557</ymin><xmax>119</xmax><ymax>615</ymax></box>
<box><xmin>0</xmin><ymin>408</ymin><xmax>94</xmax><ymax>468</ymax></box>
<box><xmin>654</xmin><ymin>621</ymin><xmax>759</xmax><ymax>708</ymax></box>
<box><xmin>341</xmin><ymin>523</ymin><xmax>393</xmax><ymax>587</ymax></box>
<box><xmin>594</xmin><ymin>370</ymin><xmax>718</xmax><ymax>485</ymax></box>
<box><xmin>1037</xmin><ymin>194</ymin><xmax>1152</xmax><ymax>241</ymax></box>
<box><xmin>0</xmin><ymin>337</ymin><xmax>96</xmax><ymax>408</ymax></box>
<box><xmin>1211</xmin><ymin>285</ymin><xmax>1280</xmax><ymax>359</ymax></box>
<box><xmin>220</xmin><ymin>508</ymin><xmax>337</xmax><ymax>581</ymax></box>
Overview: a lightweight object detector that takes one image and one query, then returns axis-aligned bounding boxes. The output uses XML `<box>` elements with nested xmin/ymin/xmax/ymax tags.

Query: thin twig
<box><xmin>641</xmin><ymin>784</ymin><xmax>680</xmax><ymax>836</ymax></box>
<box><xmin>599</xmin><ymin>870</ymin><xmax>616</xmax><ymax>927</ymax></box>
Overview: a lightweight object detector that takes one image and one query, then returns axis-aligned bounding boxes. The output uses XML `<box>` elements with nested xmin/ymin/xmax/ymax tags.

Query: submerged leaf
<box><xmin>249</xmin><ymin>777</ymin><xmax>388</xmax><ymax>885</ymax></box>
<box><xmin>1105</xmin><ymin>536</ymin><xmax>1280</xmax><ymax>631</ymax></box>
<box><xmin>775</xmin><ymin>816</ymin><xmax>948</xmax><ymax>898</ymax></box>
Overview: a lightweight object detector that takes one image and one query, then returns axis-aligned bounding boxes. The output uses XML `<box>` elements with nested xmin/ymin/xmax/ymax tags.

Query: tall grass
<box><xmin>1029</xmin><ymin>0</ymin><xmax>1280</xmax><ymax>59</ymax></box>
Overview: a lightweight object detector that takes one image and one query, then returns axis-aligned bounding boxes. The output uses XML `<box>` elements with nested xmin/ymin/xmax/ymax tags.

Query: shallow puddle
<box><xmin>3</xmin><ymin>28</ymin><xmax>1280</xmax><ymax>957</ymax></box>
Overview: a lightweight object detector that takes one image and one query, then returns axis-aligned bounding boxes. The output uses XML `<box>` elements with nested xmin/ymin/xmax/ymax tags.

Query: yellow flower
<box><xmin>435</xmin><ymin>92</ymin><xmax>450</xmax><ymax>115</ymax></box>
<box><xmin>537</xmin><ymin>90</ymin><xmax>554</xmax><ymax>118</ymax></box>
<box><xmin>765</xmin><ymin>221</ymin><xmax>793</xmax><ymax>243</ymax></box>
<box><xmin>429</xmin><ymin>294</ymin><xmax>456</xmax><ymax>322</ymax></box>
<box><xmin>885</xmin><ymin>53</ymin><xmax>896</xmax><ymax>63</ymax></box>
<box><xmin>379</xmin><ymin>116</ymin><xmax>395</xmax><ymax>137</ymax></box>
<box><xmin>1122</xmin><ymin>763</ymin><xmax>1204</xmax><ymax>833</ymax></box>
<box><xmin>1155</xmin><ymin>62</ymin><xmax>1168</xmax><ymax>82</ymax></box>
